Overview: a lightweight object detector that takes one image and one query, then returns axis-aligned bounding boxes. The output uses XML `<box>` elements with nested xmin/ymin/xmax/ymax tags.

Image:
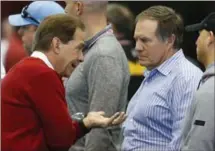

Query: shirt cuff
<box><xmin>75</xmin><ymin>120</ymin><xmax>91</xmax><ymax>139</ymax></box>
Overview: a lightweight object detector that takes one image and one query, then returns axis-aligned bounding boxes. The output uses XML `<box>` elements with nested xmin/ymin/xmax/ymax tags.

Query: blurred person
<box><xmin>65</xmin><ymin>1</ymin><xmax>130</xmax><ymax>151</ymax></box>
<box><xmin>1</xmin><ymin>18</ymin><xmax>14</xmax><ymax>79</ymax></box>
<box><xmin>107</xmin><ymin>3</ymin><xmax>145</xmax><ymax>101</ymax></box>
<box><xmin>180</xmin><ymin>12</ymin><xmax>215</xmax><ymax>151</ymax></box>
<box><xmin>4</xmin><ymin>1</ymin><xmax>64</xmax><ymax>75</ymax></box>
<box><xmin>1</xmin><ymin>18</ymin><xmax>14</xmax><ymax>40</ymax></box>
<box><xmin>2</xmin><ymin>14</ymin><xmax>126</xmax><ymax>151</ymax></box>
<box><xmin>122</xmin><ymin>6</ymin><xmax>203</xmax><ymax>151</ymax></box>
<box><xmin>4</xmin><ymin>28</ymin><xmax>28</xmax><ymax>73</ymax></box>
<box><xmin>8</xmin><ymin>1</ymin><xmax>65</xmax><ymax>55</ymax></box>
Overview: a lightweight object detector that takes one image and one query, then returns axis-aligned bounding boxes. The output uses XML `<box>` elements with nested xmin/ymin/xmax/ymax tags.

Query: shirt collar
<box><xmin>144</xmin><ymin>49</ymin><xmax>184</xmax><ymax>77</ymax></box>
<box><xmin>31</xmin><ymin>51</ymin><xmax>54</xmax><ymax>70</ymax></box>
<box><xmin>206</xmin><ymin>62</ymin><xmax>215</xmax><ymax>70</ymax></box>
<box><xmin>84</xmin><ymin>24</ymin><xmax>112</xmax><ymax>51</ymax></box>
<box><xmin>203</xmin><ymin>61</ymin><xmax>215</xmax><ymax>76</ymax></box>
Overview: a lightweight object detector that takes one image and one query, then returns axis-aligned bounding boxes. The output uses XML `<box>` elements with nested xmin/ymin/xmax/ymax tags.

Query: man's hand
<box><xmin>83</xmin><ymin>111</ymin><xmax>126</xmax><ymax>129</ymax></box>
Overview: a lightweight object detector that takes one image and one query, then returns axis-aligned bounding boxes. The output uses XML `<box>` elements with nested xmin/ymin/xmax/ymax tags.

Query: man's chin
<box><xmin>197</xmin><ymin>55</ymin><xmax>203</xmax><ymax>64</ymax></box>
<box><xmin>138</xmin><ymin>60</ymin><xmax>149</xmax><ymax>66</ymax></box>
<box><xmin>64</xmin><ymin>68</ymin><xmax>75</xmax><ymax>78</ymax></box>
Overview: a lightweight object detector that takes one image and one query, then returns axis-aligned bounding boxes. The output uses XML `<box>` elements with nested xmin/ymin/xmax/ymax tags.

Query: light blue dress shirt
<box><xmin>122</xmin><ymin>50</ymin><xmax>203</xmax><ymax>151</ymax></box>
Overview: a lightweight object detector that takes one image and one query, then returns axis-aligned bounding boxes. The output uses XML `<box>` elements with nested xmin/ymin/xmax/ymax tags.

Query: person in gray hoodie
<box><xmin>65</xmin><ymin>1</ymin><xmax>130</xmax><ymax>151</ymax></box>
<box><xmin>181</xmin><ymin>12</ymin><xmax>215</xmax><ymax>151</ymax></box>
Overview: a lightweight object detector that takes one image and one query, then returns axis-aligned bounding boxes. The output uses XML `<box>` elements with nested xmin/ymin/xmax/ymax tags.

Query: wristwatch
<box><xmin>72</xmin><ymin>112</ymin><xmax>86</xmax><ymax>121</ymax></box>
<box><xmin>72</xmin><ymin>112</ymin><xmax>91</xmax><ymax>134</ymax></box>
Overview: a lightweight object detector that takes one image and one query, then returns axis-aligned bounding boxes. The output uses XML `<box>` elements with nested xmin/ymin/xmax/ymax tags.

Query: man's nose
<box><xmin>135</xmin><ymin>45</ymin><xmax>143</xmax><ymax>55</ymax></box>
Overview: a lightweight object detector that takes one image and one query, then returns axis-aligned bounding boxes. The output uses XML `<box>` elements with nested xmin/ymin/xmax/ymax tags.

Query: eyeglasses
<box><xmin>21</xmin><ymin>5</ymin><xmax>40</xmax><ymax>25</ymax></box>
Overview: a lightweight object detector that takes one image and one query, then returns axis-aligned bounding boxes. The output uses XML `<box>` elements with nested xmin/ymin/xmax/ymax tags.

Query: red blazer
<box><xmin>2</xmin><ymin>57</ymin><xmax>86</xmax><ymax>151</ymax></box>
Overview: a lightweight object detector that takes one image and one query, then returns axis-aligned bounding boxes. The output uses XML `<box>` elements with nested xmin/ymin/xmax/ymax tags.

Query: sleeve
<box><xmin>28</xmin><ymin>71</ymin><xmax>89</xmax><ymax>151</ymax></box>
<box><xmin>181</xmin><ymin>81</ymin><xmax>215</xmax><ymax>151</ymax></box>
<box><xmin>166</xmin><ymin>74</ymin><xmax>201</xmax><ymax>151</ymax></box>
<box><xmin>85</xmin><ymin>56</ymin><xmax>123</xmax><ymax>151</ymax></box>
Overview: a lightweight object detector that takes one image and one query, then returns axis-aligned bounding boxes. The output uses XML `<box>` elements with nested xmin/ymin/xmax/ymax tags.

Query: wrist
<box><xmin>72</xmin><ymin>112</ymin><xmax>91</xmax><ymax>136</ymax></box>
<box><xmin>83</xmin><ymin>117</ymin><xmax>92</xmax><ymax>129</ymax></box>
<box><xmin>77</xmin><ymin>118</ymin><xmax>91</xmax><ymax>137</ymax></box>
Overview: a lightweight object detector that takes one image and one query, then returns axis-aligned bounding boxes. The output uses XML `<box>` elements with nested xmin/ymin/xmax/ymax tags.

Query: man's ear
<box><xmin>166</xmin><ymin>34</ymin><xmax>176</xmax><ymax>49</ymax></box>
<box><xmin>208</xmin><ymin>31</ymin><xmax>215</xmax><ymax>46</ymax></box>
<box><xmin>51</xmin><ymin>37</ymin><xmax>62</xmax><ymax>54</ymax></box>
<box><xmin>76</xmin><ymin>1</ymin><xmax>84</xmax><ymax>16</ymax></box>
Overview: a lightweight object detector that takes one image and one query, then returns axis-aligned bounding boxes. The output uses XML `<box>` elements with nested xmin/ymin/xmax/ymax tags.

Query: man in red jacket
<box><xmin>1</xmin><ymin>14</ymin><xmax>126</xmax><ymax>151</ymax></box>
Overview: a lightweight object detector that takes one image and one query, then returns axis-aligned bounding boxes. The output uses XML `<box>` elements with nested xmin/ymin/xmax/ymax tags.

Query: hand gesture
<box><xmin>83</xmin><ymin>111</ymin><xmax>126</xmax><ymax>129</ymax></box>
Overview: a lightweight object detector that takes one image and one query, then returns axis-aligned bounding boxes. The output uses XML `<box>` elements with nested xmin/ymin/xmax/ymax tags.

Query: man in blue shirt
<box><xmin>122</xmin><ymin>5</ymin><xmax>203</xmax><ymax>151</ymax></box>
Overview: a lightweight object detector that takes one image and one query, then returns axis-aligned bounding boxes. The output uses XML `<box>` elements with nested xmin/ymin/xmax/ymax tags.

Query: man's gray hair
<box><xmin>136</xmin><ymin>5</ymin><xmax>184</xmax><ymax>49</ymax></box>
<box><xmin>83</xmin><ymin>1</ymin><xmax>108</xmax><ymax>13</ymax></box>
